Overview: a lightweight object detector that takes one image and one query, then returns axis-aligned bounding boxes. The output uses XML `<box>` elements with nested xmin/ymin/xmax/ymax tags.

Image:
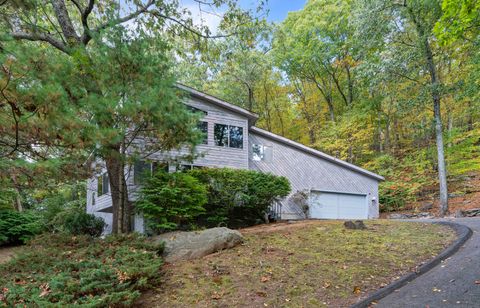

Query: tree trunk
<box><xmin>423</xmin><ymin>37</ymin><xmax>449</xmax><ymax>216</ymax></box>
<box><xmin>11</xmin><ymin>174</ymin><xmax>23</xmax><ymax>212</ymax></box>
<box><xmin>105</xmin><ymin>148</ymin><xmax>131</xmax><ymax>234</ymax></box>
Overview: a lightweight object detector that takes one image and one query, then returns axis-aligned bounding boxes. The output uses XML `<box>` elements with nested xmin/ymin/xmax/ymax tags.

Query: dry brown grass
<box><xmin>137</xmin><ymin>220</ymin><xmax>455</xmax><ymax>308</ymax></box>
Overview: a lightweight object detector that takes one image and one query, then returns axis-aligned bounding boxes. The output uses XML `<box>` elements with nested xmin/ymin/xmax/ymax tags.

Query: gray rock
<box><xmin>389</xmin><ymin>213</ymin><xmax>410</xmax><ymax>219</ymax></box>
<box><xmin>463</xmin><ymin>208</ymin><xmax>480</xmax><ymax>217</ymax></box>
<box><xmin>152</xmin><ymin>227</ymin><xmax>244</xmax><ymax>262</ymax></box>
<box><xmin>419</xmin><ymin>202</ymin><xmax>433</xmax><ymax>211</ymax></box>
<box><xmin>416</xmin><ymin>212</ymin><xmax>434</xmax><ymax>218</ymax></box>
<box><xmin>344</xmin><ymin>220</ymin><xmax>367</xmax><ymax>230</ymax></box>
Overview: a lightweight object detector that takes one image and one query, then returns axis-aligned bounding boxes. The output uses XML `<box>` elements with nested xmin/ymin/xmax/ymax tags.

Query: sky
<box><xmin>179</xmin><ymin>0</ymin><xmax>307</xmax><ymax>31</ymax></box>
<box><xmin>239</xmin><ymin>0</ymin><xmax>307</xmax><ymax>22</ymax></box>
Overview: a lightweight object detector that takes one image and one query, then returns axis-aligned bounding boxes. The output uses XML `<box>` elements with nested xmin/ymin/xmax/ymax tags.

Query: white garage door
<box><xmin>309</xmin><ymin>191</ymin><xmax>368</xmax><ymax>219</ymax></box>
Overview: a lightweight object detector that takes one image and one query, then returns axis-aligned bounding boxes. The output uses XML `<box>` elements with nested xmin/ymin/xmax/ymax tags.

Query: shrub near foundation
<box><xmin>189</xmin><ymin>168</ymin><xmax>291</xmax><ymax>228</ymax></box>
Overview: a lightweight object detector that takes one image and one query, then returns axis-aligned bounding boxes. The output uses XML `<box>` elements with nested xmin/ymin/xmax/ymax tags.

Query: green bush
<box><xmin>379</xmin><ymin>181</ymin><xmax>412</xmax><ymax>212</ymax></box>
<box><xmin>136</xmin><ymin>171</ymin><xmax>208</xmax><ymax>232</ymax></box>
<box><xmin>0</xmin><ymin>233</ymin><xmax>163</xmax><ymax>307</ymax></box>
<box><xmin>0</xmin><ymin>210</ymin><xmax>43</xmax><ymax>245</ymax></box>
<box><xmin>52</xmin><ymin>208</ymin><xmax>105</xmax><ymax>236</ymax></box>
<box><xmin>188</xmin><ymin>168</ymin><xmax>291</xmax><ymax>228</ymax></box>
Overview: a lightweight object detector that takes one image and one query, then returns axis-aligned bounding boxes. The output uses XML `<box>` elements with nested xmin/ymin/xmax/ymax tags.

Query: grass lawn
<box><xmin>137</xmin><ymin>220</ymin><xmax>455</xmax><ymax>308</ymax></box>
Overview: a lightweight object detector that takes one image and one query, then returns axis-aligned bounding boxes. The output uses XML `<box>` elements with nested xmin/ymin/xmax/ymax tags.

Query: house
<box><xmin>86</xmin><ymin>84</ymin><xmax>384</xmax><ymax>233</ymax></box>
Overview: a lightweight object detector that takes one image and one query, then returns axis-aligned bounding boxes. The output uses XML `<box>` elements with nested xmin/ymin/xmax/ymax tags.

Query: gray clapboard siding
<box><xmin>249</xmin><ymin>130</ymin><xmax>380</xmax><ymax>219</ymax></box>
<box><xmin>87</xmin><ymin>95</ymin><xmax>251</xmax><ymax>216</ymax></box>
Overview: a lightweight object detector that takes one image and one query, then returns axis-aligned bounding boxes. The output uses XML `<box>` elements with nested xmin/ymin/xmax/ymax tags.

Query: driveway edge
<box><xmin>350</xmin><ymin>221</ymin><xmax>472</xmax><ymax>308</ymax></box>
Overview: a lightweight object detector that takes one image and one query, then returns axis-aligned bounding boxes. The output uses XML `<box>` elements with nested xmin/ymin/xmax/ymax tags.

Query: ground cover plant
<box><xmin>138</xmin><ymin>220</ymin><xmax>455</xmax><ymax>308</ymax></box>
<box><xmin>0</xmin><ymin>233</ymin><xmax>163</xmax><ymax>307</ymax></box>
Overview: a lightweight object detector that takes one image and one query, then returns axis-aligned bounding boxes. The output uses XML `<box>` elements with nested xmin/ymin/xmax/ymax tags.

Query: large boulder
<box><xmin>152</xmin><ymin>227</ymin><xmax>244</xmax><ymax>262</ymax></box>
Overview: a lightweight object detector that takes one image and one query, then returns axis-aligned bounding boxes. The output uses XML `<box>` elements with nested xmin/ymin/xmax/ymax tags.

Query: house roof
<box><xmin>249</xmin><ymin>126</ymin><xmax>385</xmax><ymax>181</ymax></box>
<box><xmin>176</xmin><ymin>83</ymin><xmax>259</xmax><ymax>123</ymax></box>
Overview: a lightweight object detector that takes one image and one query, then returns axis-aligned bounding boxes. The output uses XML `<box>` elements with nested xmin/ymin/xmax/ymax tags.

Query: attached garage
<box><xmin>309</xmin><ymin>191</ymin><xmax>368</xmax><ymax>220</ymax></box>
<box><xmin>249</xmin><ymin>127</ymin><xmax>384</xmax><ymax>220</ymax></box>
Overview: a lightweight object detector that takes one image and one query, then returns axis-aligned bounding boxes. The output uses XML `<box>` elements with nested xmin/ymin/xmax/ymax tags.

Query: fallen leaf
<box><xmin>353</xmin><ymin>286</ymin><xmax>361</xmax><ymax>294</ymax></box>
<box><xmin>475</xmin><ymin>280</ymin><xmax>480</xmax><ymax>284</ymax></box>
<box><xmin>261</xmin><ymin>276</ymin><xmax>270</xmax><ymax>283</ymax></box>
<box><xmin>256</xmin><ymin>291</ymin><xmax>267</xmax><ymax>297</ymax></box>
<box><xmin>211</xmin><ymin>292</ymin><xmax>222</xmax><ymax>300</ymax></box>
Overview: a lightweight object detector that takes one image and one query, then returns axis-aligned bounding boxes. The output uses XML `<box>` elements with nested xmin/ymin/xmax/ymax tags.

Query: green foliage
<box><xmin>445</xmin><ymin>127</ymin><xmax>480</xmax><ymax>176</ymax></box>
<box><xmin>52</xmin><ymin>208</ymin><xmax>105</xmax><ymax>237</ymax></box>
<box><xmin>189</xmin><ymin>168</ymin><xmax>291</xmax><ymax>228</ymax></box>
<box><xmin>137</xmin><ymin>171</ymin><xmax>208</xmax><ymax>232</ymax></box>
<box><xmin>0</xmin><ymin>210</ymin><xmax>43</xmax><ymax>246</ymax></box>
<box><xmin>0</xmin><ymin>233</ymin><xmax>163</xmax><ymax>307</ymax></box>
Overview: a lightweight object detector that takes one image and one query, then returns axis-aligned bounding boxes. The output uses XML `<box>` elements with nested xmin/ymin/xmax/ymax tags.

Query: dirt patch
<box><xmin>382</xmin><ymin>172</ymin><xmax>480</xmax><ymax>218</ymax></box>
<box><xmin>137</xmin><ymin>220</ymin><xmax>455</xmax><ymax>308</ymax></box>
<box><xmin>0</xmin><ymin>246</ymin><xmax>22</xmax><ymax>265</ymax></box>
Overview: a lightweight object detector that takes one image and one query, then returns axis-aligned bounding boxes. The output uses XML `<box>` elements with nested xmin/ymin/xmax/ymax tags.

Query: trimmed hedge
<box><xmin>51</xmin><ymin>208</ymin><xmax>105</xmax><ymax>236</ymax></box>
<box><xmin>189</xmin><ymin>168</ymin><xmax>291</xmax><ymax>228</ymax></box>
<box><xmin>136</xmin><ymin>171</ymin><xmax>208</xmax><ymax>232</ymax></box>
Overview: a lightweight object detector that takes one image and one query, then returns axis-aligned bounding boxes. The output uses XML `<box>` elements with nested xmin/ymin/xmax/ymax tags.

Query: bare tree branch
<box><xmin>11</xmin><ymin>31</ymin><xmax>69</xmax><ymax>53</ymax></box>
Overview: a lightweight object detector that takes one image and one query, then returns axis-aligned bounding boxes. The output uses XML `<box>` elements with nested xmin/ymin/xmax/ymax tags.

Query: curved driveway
<box><xmin>377</xmin><ymin>217</ymin><xmax>480</xmax><ymax>308</ymax></box>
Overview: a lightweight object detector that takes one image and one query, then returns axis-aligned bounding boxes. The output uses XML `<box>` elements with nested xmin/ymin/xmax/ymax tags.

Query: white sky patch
<box><xmin>180</xmin><ymin>0</ymin><xmax>224</xmax><ymax>35</ymax></box>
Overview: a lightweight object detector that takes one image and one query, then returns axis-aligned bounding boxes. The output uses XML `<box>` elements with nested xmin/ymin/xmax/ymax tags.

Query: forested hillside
<box><xmin>175</xmin><ymin>0</ymin><xmax>480</xmax><ymax>213</ymax></box>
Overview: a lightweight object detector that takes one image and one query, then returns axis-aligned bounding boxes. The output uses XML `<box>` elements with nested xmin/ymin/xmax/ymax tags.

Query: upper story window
<box><xmin>197</xmin><ymin>121</ymin><xmax>208</xmax><ymax>145</ymax></box>
<box><xmin>97</xmin><ymin>173</ymin><xmax>109</xmax><ymax>196</ymax></box>
<box><xmin>186</xmin><ymin>105</ymin><xmax>207</xmax><ymax>116</ymax></box>
<box><xmin>134</xmin><ymin>160</ymin><xmax>168</xmax><ymax>184</ymax></box>
<box><xmin>214</xmin><ymin>124</ymin><xmax>243</xmax><ymax>149</ymax></box>
<box><xmin>252</xmin><ymin>144</ymin><xmax>273</xmax><ymax>162</ymax></box>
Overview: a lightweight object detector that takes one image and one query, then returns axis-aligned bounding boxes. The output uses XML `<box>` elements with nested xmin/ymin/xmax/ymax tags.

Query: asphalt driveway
<box><xmin>377</xmin><ymin>217</ymin><xmax>480</xmax><ymax>308</ymax></box>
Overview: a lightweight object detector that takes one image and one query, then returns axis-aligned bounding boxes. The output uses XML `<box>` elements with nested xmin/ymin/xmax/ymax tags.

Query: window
<box><xmin>229</xmin><ymin>126</ymin><xmax>243</xmax><ymax>148</ymax></box>
<box><xmin>186</xmin><ymin>105</ymin><xmax>207</xmax><ymax>115</ymax></box>
<box><xmin>177</xmin><ymin>164</ymin><xmax>204</xmax><ymax>172</ymax></box>
<box><xmin>134</xmin><ymin>160</ymin><xmax>150</xmax><ymax>185</ymax></box>
<box><xmin>252</xmin><ymin>144</ymin><xmax>273</xmax><ymax>162</ymax></box>
<box><xmin>135</xmin><ymin>160</ymin><xmax>168</xmax><ymax>184</ymax></box>
<box><xmin>197</xmin><ymin>121</ymin><xmax>208</xmax><ymax>144</ymax></box>
<box><xmin>91</xmin><ymin>192</ymin><xmax>95</xmax><ymax>206</ymax></box>
<box><xmin>214</xmin><ymin>124</ymin><xmax>243</xmax><ymax>149</ymax></box>
<box><xmin>214</xmin><ymin>124</ymin><xmax>229</xmax><ymax>147</ymax></box>
<box><xmin>97</xmin><ymin>173</ymin><xmax>109</xmax><ymax>196</ymax></box>
<box><xmin>152</xmin><ymin>161</ymin><xmax>169</xmax><ymax>174</ymax></box>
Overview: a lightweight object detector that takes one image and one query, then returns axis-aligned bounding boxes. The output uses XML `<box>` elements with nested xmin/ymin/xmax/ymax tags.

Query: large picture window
<box><xmin>214</xmin><ymin>124</ymin><xmax>243</xmax><ymax>149</ymax></box>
